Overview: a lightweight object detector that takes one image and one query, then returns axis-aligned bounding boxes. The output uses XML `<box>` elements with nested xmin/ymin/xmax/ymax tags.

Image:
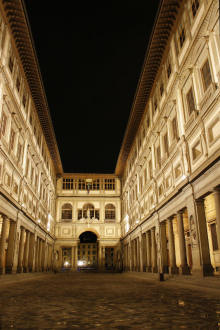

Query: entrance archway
<box><xmin>78</xmin><ymin>231</ymin><xmax>98</xmax><ymax>270</ymax></box>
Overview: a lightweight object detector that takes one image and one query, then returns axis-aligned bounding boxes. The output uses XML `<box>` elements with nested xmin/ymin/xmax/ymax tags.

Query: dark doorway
<box><xmin>78</xmin><ymin>231</ymin><xmax>98</xmax><ymax>270</ymax></box>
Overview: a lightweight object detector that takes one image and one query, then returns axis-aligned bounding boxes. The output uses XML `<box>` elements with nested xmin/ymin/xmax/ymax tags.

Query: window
<box><xmin>78</xmin><ymin>179</ymin><xmax>85</xmax><ymax>190</ymax></box>
<box><xmin>156</xmin><ymin>146</ymin><xmax>161</xmax><ymax>169</ymax></box>
<box><xmin>8</xmin><ymin>50</ymin><xmax>14</xmax><ymax>73</ymax></box>
<box><xmin>210</xmin><ymin>223</ymin><xmax>218</xmax><ymax>251</ymax></box>
<box><xmin>201</xmin><ymin>60</ymin><xmax>212</xmax><ymax>91</ymax></box>
<box><xmin>172</xmin><ymin>116</ymin><xmax>179</xmax><ymax>141</ymax></box>
<box><xmin>167</xmin><ymin>60</ymin><xmax>172</xmax><ymax>79</ymax></box>
<box><xmin>61</xmin><ymin>203</ymin><xmax>72</xmax><ymax>220</ymax></box>
<box><xmin>163</xmin><ymin>132</ymin><xmax>169</xmax><ymax>156</ymax></box>
<box><xmin>160</xmin><ymin>82</ymin><xmax>164</xmax><ymax>96</ymax></box>
<box><xmin>9</xmin><ymin>128</ymin><xmax>15</xmax><ymax>150</ymax></box>
<box><xmin>186</xmin><ymin>87</ymin><xmax>196</xmax><ymax>116</ymax></box>
<box><xmin>22</xmin><ymin>91</ymin><xmax>27</xmax><ymax>108</ymax></box>
<box><xmin>63</xmin><ymin>178</ymin><xmax>74</xmax><ymax>190</ymax></box>
<box><xmin>104</xmin><ymin>179</ymin><xmax>115</xmax><ymax>190</ymax></box>
<box><xmin>1</xmin><ymin>112</ymin><xmax>7</xmax><ymax>136</ymax></box>
<box><xmin>105</xmin><ymin>204</ymin><xmax>115</xmax><ymax>220</ymax></box>
<box><xmin>192</xmin><ymin>0</ymin><xmax>199</xmax><ymax>17</ymax></box>
<box><xmin>177</xmin><ymin>23</ymin><xmax>185</xmax><ymax>49</ymax></box>
<box><xmin>17</xmin><ymin>142</ymin><xmax>22</xmax><ymax>163</ymax></box>
<box><xmin>16</xmin><ymin>75</ymin><xmax>21</xmax><ymax>92</ymax></box>
<box><xmin>92</xmin><ymin>179</ymin><xmax>100</xmax><ymax>190</ymax></box>
<box><xmin>149</xmin><ymin>160</ymin><xmax>152</xmax><ymax>179</ymax></box>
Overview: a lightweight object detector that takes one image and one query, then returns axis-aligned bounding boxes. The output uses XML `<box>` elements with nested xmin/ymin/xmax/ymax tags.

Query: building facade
<box><xmin>117</xmin><ymin>0</ymin><xmax>220</xmax><ymax>276</ymax></box>
<box><xmin>0</xmin><ymin>0</ymin><xmax>63</xmax><ymax>274</ymax></box>
<box><xmin>0</xmin><ymin>0</ymin><xmax>220</xmax><ymax>277</ymax></box>
<box><xmin>55</xmin><ymin>174</ymin><xmax>121</xmax><ymax>271</ymax></box>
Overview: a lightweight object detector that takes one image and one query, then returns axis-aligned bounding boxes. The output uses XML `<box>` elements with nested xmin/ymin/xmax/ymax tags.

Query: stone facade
<box><xmin>118</xmin><ymin>0</ymin><xmax>220</xmax><ymax>276</ymax></box>
<box><xmin>54</xmin><ymin>175</ymin><xmax>121</xmax><ymax>271</ymax></box>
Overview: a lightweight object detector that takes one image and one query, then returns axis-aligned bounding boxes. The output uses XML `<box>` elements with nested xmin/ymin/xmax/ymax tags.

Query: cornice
<box><xmin>1</xmin><ymin>0</ymin><xmax>63</xmax><ymax>175</ymax></box>
<box><xmin>115</xmin><ymin>0</ymin><xmax>182</xmax><ymax>176</ymax></box>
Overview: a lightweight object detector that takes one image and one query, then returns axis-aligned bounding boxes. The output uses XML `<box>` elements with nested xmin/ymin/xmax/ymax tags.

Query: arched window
<box><xmin>105</xmin><ymin>204</ymin><xmax>115</xmax><ymax>220</ymax></box>
<box><xmin>83</xmin><ymin>203</ymin><xmax>95</xmax><ymax>218</ymax></box>
<box><xmin>61</xmin><ymin>203</ymin><xmax>72</xmax><ymax>220</ymax></box>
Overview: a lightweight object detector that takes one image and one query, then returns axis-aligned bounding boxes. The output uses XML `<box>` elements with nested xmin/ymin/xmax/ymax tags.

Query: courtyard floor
<box><xmin>0</xmin><ymin>272</ymin><xmax>220</xmax><ymax>329</ymax></box>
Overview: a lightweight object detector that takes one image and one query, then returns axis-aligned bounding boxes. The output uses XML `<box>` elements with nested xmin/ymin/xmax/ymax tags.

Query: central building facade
<box><xmin>55</xmin><ymin>174</ymin><xmax>121</xmax><ymax>271</ymax></box>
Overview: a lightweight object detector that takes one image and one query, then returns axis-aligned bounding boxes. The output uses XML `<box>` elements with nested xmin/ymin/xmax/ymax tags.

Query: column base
<box><xmin>23</xmin><ymin>267</ymin><xmax>29</xmax><ymax>273</ymax></box>
<box><xmin>162</xmin><ymin>265</ymin><xmax>169</xmax><ymax>274</ymax></box>
<box><xmin>17</xmin><ymin>266</ymin><xmax>23</xmax><ymax>273</ymax></box>
<box><xmin>179</xmin><ymin>265</ymin><xmax>191</xmax><ymax>275</ymax></box>
<box><xmin>146</xmin><ymin>266</ymin><xmax>152</xmax><ymax>272</ymax></box>
<box><xmin>169</xmin><ymin>266</ymin><xmax>179</xmax><ymax>274</ymax></box>
<box><xmin>152</xmin><ymin>266</ymin><xmax>158</xmax><ymax>273</ymax></box>
<box><xmin>192</xmin><ymin>264</ymin><xmax>214</xmax><ymax>277</ymax></box>
<box><xmin>0</xmin><ymin>267</ymin><xmax>5</xmax><ymax>275</ymax></box>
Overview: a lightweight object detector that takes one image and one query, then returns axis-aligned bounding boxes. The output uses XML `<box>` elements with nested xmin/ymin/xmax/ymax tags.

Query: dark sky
<box><xmin>24</xmin><ymin>0</ymin><xmax>159</xmax><ymax>173</ymax></box>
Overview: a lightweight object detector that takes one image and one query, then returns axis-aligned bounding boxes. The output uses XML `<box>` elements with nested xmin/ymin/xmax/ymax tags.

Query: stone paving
<box><xmin>0</xmin><ymin>272</ymin><xmax>220</xmax><ymax>329</ymax></box>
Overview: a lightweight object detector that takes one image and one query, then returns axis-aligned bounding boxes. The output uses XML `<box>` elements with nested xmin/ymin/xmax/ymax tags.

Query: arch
<box><xmin>61</xmin><ymin>203</ymin><xmax>72</xmax><ymax>220</ymax></box>
<box><xmin>79</xmin><ymin>231</ymin><xmax>97</xmax><ymax>243</ymax></box>
<box><xmin>78</xmin><ymin>228</ymin><xmax>100</xmax><ymax>239</ymax></box>
<box><xmin>105</xmin><ymin>203</ymin><xmax>116</xmax><ymax>220</ymax></box>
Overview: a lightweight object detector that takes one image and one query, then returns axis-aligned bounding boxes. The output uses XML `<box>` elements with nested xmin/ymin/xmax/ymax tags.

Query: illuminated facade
<box><xmin>117</xmin><ymin>0</ymin><xmax>220</xmax><ymax>276</ymax></box>
<box><xmin>0</xmin><ymin>0</ymin><xmax>62</xmax><ymax>274</ymax></box>
<box><xmin>55</xmin><ymin>174</ymin><xmax>121</xmax><ymax>271</ymax></box>
<box><xmin>0</xmin><ymin>0</ymin><xmax>220</xmax><ymax>277</ymax></box>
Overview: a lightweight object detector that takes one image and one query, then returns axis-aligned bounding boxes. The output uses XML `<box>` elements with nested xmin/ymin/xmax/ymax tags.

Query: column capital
<box><xmin>1</xmin><ymin>214</ymin><xmax>10</xmax><ymax>222</ymax></box>
<box><xmin>213</xmin><ymin>187</ymin><xmax>220</xmax><ymax>194</ymax></box>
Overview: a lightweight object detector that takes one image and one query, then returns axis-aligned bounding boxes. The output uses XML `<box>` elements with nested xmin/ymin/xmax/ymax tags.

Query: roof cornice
<box><xmin>2</xmin><ymin>0</ymin><xmax>63</xmax><ymax>175</ymax></box>
<box><xmin>115</xmin><ymin>0</ymin><xmax>182</xmax><ymax>176</ymax></box>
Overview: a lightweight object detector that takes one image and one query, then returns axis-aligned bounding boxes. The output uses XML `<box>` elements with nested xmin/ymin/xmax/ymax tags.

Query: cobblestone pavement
<box><xmin>0</xmin><ymin>272</ymin><xmax>220</xmax><ymax>329</ymax></box>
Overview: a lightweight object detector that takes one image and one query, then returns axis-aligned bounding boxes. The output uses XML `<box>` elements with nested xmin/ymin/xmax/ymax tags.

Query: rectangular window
<box><xmin>160</xmin><ymin>82</ymin><xmax>164</xmax><ymax>96</ymax></box>
<box><xmin>201</xmin><ymin>60</ymin><xmax>212</xmax><ymax>91</ymax></box>
<box><xmin>186</xmin><ymin>87</ymin><xmax>195</xmax><ymax>116</ymax></box>
<box><xmin>1</xmin><ymin>112</ymin><xmax>7</xmax><ymax>136</ymax></box>
<box><xmin>78</xmin><ymin>179</ymin><xmax>85</xmax><ymax>190</ymax></box>
<box><xmin>17</xmin><ymin>142</ymin><xmax>22</xmax><ymax>163</ymax></box>
<box><xmin>92</xmin><ymin>179</ymin><xmax>100</xmax><ymax>190</ymax></box>
<box><xmin>192</xmin><ymin>0</ymin><xmax>199</xmax><ymax>17</ymax></box>
<box><xmin>167</xmin><ymin>61</ymin><xmax>172</xmax><ymax>79</ymax></box>
<box><xmin>16</xmin><ymin>76</ymin><xmax>21</xmax><ymax>92</ymax></box>
<box><xmin>9</xmin><ymin>128</ymin><xmax>15</xmax><ymax>150</ymax></box>
<box><xmin>156</xmin><ymin>146</ymin><xmax>161</xmax><ymax>169</ymax></box>
<box><xmin>172</xmin><ymin>117</ymin><xmax>179</xmax><ymax>141</ymax></box>
<box><xmin>104</xmin><ymin>179</ymin><xmax>115</xmax><ymax>190</ymax></box>
<box><xmin>163</xmin><ymin>132</ymin><xmax>169</xmax><ymax>155</ymax></box>
<box><xmin>63</xmin><ymin>178</ymin><xmax>73</xmax><ymax>190</ymax></box>
<box><xmin>149</xmin><ymin>160</ymin><xmax>152</xmax><ymax>179</ymax></box>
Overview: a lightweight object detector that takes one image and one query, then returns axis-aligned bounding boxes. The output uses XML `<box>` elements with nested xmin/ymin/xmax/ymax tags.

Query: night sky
<box><xmin>24</xmin><ymin>0</ymin><xmax>159</xmax><ymax>173</ymax></box>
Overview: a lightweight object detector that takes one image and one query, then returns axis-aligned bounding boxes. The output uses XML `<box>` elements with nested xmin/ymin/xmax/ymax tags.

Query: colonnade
<box><xmin>0</xmin><ymin>213</ymin><xmax>53</xmax><ymax>274</ymax></box>
<box><xmin>123</xmin><ymin>187</ymin><xmax>220</xmax><ymax>276</ymax></box>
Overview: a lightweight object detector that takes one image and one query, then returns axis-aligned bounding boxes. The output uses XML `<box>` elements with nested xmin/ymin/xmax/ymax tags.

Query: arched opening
<box><xmin>78</xmin><ymin>231</ymin><xmax>98</xmax><ymax>270</ymax></box>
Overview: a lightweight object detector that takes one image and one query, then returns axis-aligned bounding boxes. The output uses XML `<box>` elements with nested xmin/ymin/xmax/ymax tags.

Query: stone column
<box><xmin>151</xmin><ymin>228</ymin><xmax>157</xmax><ymax>273</ymax></box>
<box><xmin>35</xmin><ymin>237</ymin><xmax>39</xmax><ymax>271</ymax></box>
<box><xmin>195</xmin><ymin>199</ymin><xmax>214</xmax><ymax>276</ymax></box>
<box><xmin>0</xmin><ymin>215</ymin><xmax>10</xmax><ymax>274</ymax></box>
<box><xmin>23</xmin><ymin>230</ymin><xmax>30</xmax><ymax>272</ymax></box>
<box><xmin>213</xmin><ymin>188</ymin><xmax>220</xmax><ymax>250</ymax></box>
<box><xmin>102</xmin><ymin>246</ymin><xmax>105</xmax><ymax>270</ymax></box>
<box><xmin>98</xmin><ymin>243</ymin><xmax>102</xmax><ymax>271</ymax></box>
<box><xmin>139</xmin><ymin>234</ymin><xmax>144</xmax><ymax>272</ymax></box>
<box><xmin>167</xmin><ymin>218</ymin><xmax>178</xmax><ymax>274</ymax></box>
<box><xmin>142</xmin><ymin>233</ymin><xmax>146</xmax><ymax>272</ymax></box>
<box><xmin>136</xmin><ymin>238</ymin><xmax>140</xmax><ymax>271</ymax></box>
<box><xmin>38</xmin><ymin>239</ymin><xmax>42</xmax><ymax>272</ymax></box>
<box><xmin>160</xmin><ymin>222</ymin><xmax>169</xmax><ymax>273</ymax></box>
<box><xmin>17</xmin><ymin>227</ymin><xmax>26</xmax><ymax>273</ymax></box>
<box><xmin>146</xmin><ymin>231</ymin><xmax>151</xmax><ymax>272</ymax></box>
<box><xmin>133</xmin><ymin>240</ymin><xmax>137</xmax><ymax>271</ymax></box>
<box><xmin>128</xmin><ymin>239</ymin><xmax>132</xmax><ymax>271</ymax></box>
<box><xmin>6</xmin><ymin>220</ymin><xmax>18</xmax><ymax>274</ymax></box>
<box><xmin>28</xmin><ymin>233</ymin><xmax>35</xmax><ymax>272</ymax></box>
<box><xmin>177</xmin><ymin>211</ymin><xmax>190</xmax><ymax>275</ymax></box>
<box><xmin>75</xmin><ymin>245</ymin><xmax>78</xmax><ymax>270</ymax></box>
